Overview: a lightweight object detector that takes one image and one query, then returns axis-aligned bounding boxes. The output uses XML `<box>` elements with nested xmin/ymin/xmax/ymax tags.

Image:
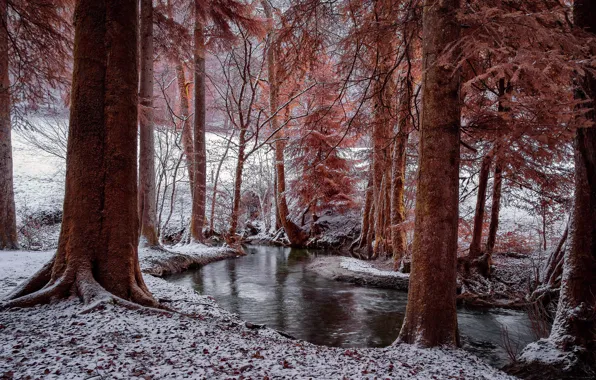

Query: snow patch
<box><xmin>340</xmin><ymin>257</ymin><xmax>410</xmax><ymax>279</ymax></box>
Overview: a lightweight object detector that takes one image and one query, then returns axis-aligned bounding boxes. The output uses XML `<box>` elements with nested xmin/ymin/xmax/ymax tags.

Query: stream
<box><xmin>166</xmin><ymin>245</ymin><xmax>535</xmax><ymax>368</ymax></box>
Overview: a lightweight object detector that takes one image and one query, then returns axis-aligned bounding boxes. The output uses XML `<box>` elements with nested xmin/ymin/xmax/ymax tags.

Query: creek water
<box><xmin>166</xmin><ymin>245</ymin><xmax>535</xmax><ymax>368</ymax></box>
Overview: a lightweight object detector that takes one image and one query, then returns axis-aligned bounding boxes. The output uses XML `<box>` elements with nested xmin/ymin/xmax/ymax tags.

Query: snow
<box><xmin>0</xmin><ymin>251</ymin><xmax>516</xmax><ymax>379</ymax></box>
<box><xmin>340</xmin><ymin>257</ymin><xmax>410</xmax><ymax>279</ymax></box>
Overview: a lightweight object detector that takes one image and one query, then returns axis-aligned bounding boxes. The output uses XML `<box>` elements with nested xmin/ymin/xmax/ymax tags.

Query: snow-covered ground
<box><xmin>0</xmin><ymin>250</ymin><xmax>516</xmax><ymax>379</ymax></box>
<box><xmin>307</xmin><ymin>256</ymin><xmax>410</xmax><ymax>290</ymax></box>
<box><xmin>340</xmin><ymin>257</ymin><xmax>409</xmax><ymax>279</ymax></box>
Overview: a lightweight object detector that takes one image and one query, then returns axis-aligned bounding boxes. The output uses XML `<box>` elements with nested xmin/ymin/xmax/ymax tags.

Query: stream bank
<box><xmin>167</xmin><ymin>245</ymin><xmax>536</xmax><ymax>369</ymax></box>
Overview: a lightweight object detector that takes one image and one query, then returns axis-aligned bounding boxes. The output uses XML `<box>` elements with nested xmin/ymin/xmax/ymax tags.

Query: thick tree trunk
<box><xmin>263</xmin><ymin>0</ymin><xmax>307</xmax><ymax>247</ymax></box>
<box><xmin>138</xmin><ymin>0</ymin><xmax>159</xmax><ymax>247</ymax></box>
<box><xmin>547</xmin><ymin>0</ymin><xmax>596</xmax><ymax>365</ymax></box>
<box><xmin>5</xmin><ymin>0</ymin><xmax>157</xmax><ymax>308</ymax></box>
<box><xmin>0</xmin><ymin>0</ymin><xmax>17</xmax><ymax>250</ymax></box>
<box><xmin>175</xmin><ymin>63</ymin><xmax>194</xmax><ymax>192</ymax></box>
<box><xmin>398</xmin><ymin>0</ymin><xmax>461</xmax><ymax>347</ymax></box>
<box><xmin>468</xmin><ymin>152</ymin><xmax>492</xmax><ymax>258</ymax></box>
<box><xmin>485</xmin><ymin>157</ymin><xmax>502</xmax><ymax>257</ymax></box>
<box><xmin>190</xmin><ymin>11</ymin><xmax>207</xmax><ymax>242</ymax></box>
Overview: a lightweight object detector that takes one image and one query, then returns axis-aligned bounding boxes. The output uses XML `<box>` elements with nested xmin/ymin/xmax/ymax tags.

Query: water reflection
<box><xmin>166</xmin><ymin>246</ymin><xmax>534</xmax><ymax>368</ymax></box>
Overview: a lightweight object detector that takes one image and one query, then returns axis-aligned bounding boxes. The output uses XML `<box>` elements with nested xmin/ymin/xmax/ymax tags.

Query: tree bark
<box><xmin>371</xmin><ymin>0</ymin><xmax>396</xmax><ymax>259</ymax></box>
<box><xmin>391</xmin><ymin>58</ymin><xmax>413</xmax><ymax>267</ymax></box>
<box><xmin>209</xmin><ymin>128</ymin><xmax>233</xmax><ymax>234</ymax></box>
<box><xmin>263</xmin><ymin>0</ymin><xmax>307</xmax><ymax>247</ymax></box>
<box><xmin>547</xmin><ymin>0</ymin><xmax>596</xmax><ymax>364</ymax></box>
<box><xmin>0</xmin><ymin>0</ymin><xmax>18</xmax><ymax>250</ymax></box>
<box><xmin>229</xmin><ymin>129</ymin><xmax>247</xmax><ymax>236</ymax></box>
<box><xmin>175</xmin><ymin>63</ymin><xmax>195</xmax><ymax>192</ymax></box>
<box><xmin>398</xmin><ymin>0</ymin><xmax>461</xmax><ymax>347</ymax></box>
<box><xmin>485</xmin><ymin>156</ymin><xmax>502</xmax><ymax>257</ymax></box>
<box><xmin>5</xmin><ymin>0</ymin><xmax>157</xmax><ymax>308</ymax></box>
<box><xmin>190</xmin><ymin>9</ymin><xmax>207</xmax><ymax>242</ymax></box>
<box><xmin>138</xmin><ymin>0</ymin><xmax>159</xmax><ymax>247</ymax></box>
<box><xmin>468</xmin><ymin>152</ymin><xmax>492</xmax><ymax>258</ymax></box>
<box><xmin>357</xmin><ymin>173</ymin><xmax>374</xmax><ymax>255</ymax></box>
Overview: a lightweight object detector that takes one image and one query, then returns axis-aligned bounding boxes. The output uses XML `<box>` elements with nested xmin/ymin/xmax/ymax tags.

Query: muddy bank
<box><xmin>306</xmin><ymin>256</ymin><xmax>410</xmax><ymax>290</ymax></box>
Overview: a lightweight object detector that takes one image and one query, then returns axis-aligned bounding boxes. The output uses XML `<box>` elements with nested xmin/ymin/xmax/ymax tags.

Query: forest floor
<box><xmin>0</xmin><ymin>249</ymin><xmax>518</xmax><ymax>379</ymax></box>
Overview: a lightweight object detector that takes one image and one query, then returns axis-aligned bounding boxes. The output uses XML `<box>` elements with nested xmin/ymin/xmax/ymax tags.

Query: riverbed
<box><xmin>166</xmin><ymin>245</ymin><xmax>535</xmax><ymax>368</ymax></box>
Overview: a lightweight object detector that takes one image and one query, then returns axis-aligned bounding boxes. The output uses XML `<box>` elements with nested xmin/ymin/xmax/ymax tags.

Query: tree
<box><xmin>0</xmin><ymin>0</ymin><xmax>71</xmax><ymax>250</ymax></box>
<box><xmin>189</xmin><ymin>3</ymin><xmax>207</xmax><ymax>242</ymax></box>
<box><xmin>0</xmin><ymin>0</ymin><xmax>16</xmax><ymax>250</ymax></box>
<box><xmin>189</xmin><ymin>0</ymin><xmax>259</xmax><ymax>243</ymax></box>
<box><xmin>398</xmin><ymin>0</ymin><xmax>461</xmax><ymax>346</ymax></box>
<box><xmin>287</xmin><ymin>62</ymin><xmax>357</xmax><ymax>225</ymax></box>
<box><xmin>3</xmin><ymin>0</ymin><xmax>157</xmax><ymax>308</ymax></box>
<box><xmin>543</xmin><ymin>0</ymin><xmax>596</xmax><ymax>370</ymax></box>
<box><xmin>139</xmin><ymin>0</ymin><xmax>160</xmax><ymax>247</ymax></box>
<box><xmin>262</xmin><ymin>0</ymin><xmax>308</xmax><ymax>246</ymax></box>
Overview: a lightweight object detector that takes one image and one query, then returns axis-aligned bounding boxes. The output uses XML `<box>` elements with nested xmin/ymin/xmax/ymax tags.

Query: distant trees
<box><xmin>5</xmin><ymin>0</ymin><xmax>157</xmax><ymax>307</ymax></box>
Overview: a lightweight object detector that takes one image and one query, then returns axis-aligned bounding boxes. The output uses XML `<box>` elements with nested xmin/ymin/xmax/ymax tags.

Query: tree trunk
<box><xmin>263</xmin><ymin>0</ymin><xmax>307</xmax><ymax>247</ymax></box>
<box><xmin>209</xmin><ymin>129</ymin><xmax>233</xmax><ymax>234</ymax></box>
<box><xmin>0</xmin><ymin>0</ymin><xmax>18</xmax><ymax>250</ymax></box>
<box><xmin>547</xmin><ymin>0</ymin><xmax>596</xmax><ymax>365</ymax></box>
<box><xmin>371</xmin><ymin>0</ymin><xmax>396</xmax><ymax>259</ymax></box>
<box><xmin>398</xmin><ymin>0</ymin><xmax>461</xmax><ymax>347</ymax></box>
<box><xmin>138</xmin><ymin>0</ymin><xmax>159</xmax><ymax>247</ymax></box>
<box><xmin>391</xmin><ymin>61</ymin><xmax>413</xmax><ymax>267</ymax></box>
<box><xmin>175</xmin><ymin>63</ymin><xmax>194</xmax><ymax>192</ymax></box>
<box><xmin>468</xmin><ymin>152</ymin><xmax>492</xmax><ymax>258</ymax></box>
<box><xmin>229</xmin><ymin>129</ymin><xmax>247</xmax><ymax>236</ymax></box>
<box><xmin>190</xmin><ymin>10</ymin><xmax>207</xmax><ymax>243</ymax></box>
<box><xmin>485</xmin><ymin>157</ymin><xmax>502</xmax><ymax>257</ymax></box>
<box><xmin>357</xmin><ymin>173</ymin><xmax>374</xmax><ymax>254</ymax></box>
<box><xmin>5</xmin><ymin>0</ymin><xmax>157</xmax><ymax>308</ymax></box>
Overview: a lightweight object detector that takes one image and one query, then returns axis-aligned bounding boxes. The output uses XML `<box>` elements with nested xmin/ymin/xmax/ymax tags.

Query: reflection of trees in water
<box><xmin>287</xmin><ymin>248</ymin><xmax>310</xmax><ymax>265</ymax></box>
<box><xmin>299</xmin><ymin>276</ymin><xmax>357</xmax><ymax>347</ymax></box>
<box><xmin>275</xmin><ymin>248</ymin><xmax>289</xmax><ymax>332</ymax></box>
<box><xmin>365</xmin><ymin>309</ymin><xmax>402</xmax><ymax>346</ymax></box>
<box><xmin>225</xmin><ymin>259</ymin><xmax>241</xmax><ymax>315</ymax></box>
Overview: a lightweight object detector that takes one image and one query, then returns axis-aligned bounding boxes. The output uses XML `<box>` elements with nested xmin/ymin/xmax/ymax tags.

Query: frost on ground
<box><xmin>340</xmin><ymin>257</ymin><xmax>409</xmax><ymax>279</ymax></box>
<box><xmin>140</xmin><ymin>244</ymin><xmax>238</xmax><ymax>277</ymax></box>
<box><xmin>307</xmin><ymin>256</ymin><xmax>410</xmax><ymax>290</ymax></box>
<box><xmin>0</xmin><ymin>251</ymin><xmax>515</xmax><ymax>380</ymax></box>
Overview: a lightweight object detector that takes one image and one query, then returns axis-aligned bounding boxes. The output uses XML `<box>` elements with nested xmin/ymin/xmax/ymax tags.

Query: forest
<box><xmin>0</xmin><ymin>0</ymin><xmax>595</xmax><ymax>379</ymax></box>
